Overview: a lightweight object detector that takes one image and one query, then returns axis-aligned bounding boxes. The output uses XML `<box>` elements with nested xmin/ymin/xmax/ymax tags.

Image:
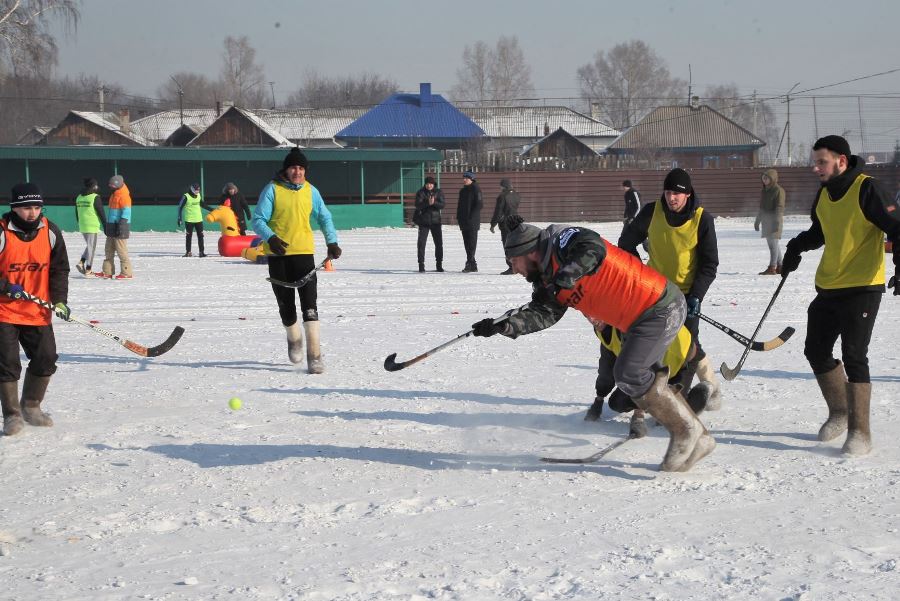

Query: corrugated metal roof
<box><xmin>253</xmin><ymin>108</ymin><xmax>369</xmax><ymax>143</ymax></box>
<box><xmin>69</xmin><ymin>111</ymin><xmax>152</xmax><ymax>145</ymax></box>
<box><xmin>519</xmin><ymin>127</ymin><xmax>600</xmax><ymax>157</ymax></box>
<box><xmin>336</xmin><ymin>92</ymin><xmax>484</xmax><ymax>139</ymax></box>
<box><xmin>462</xmin><ymin>106</ymin><xmax>619</xmax><ymax>138</ymax></box>
<box><xmin>608</xmin><ymin>105</ymin><xmax>765</xmax><ymax>151</ymax></box>
<box><xmin>129</xmin><ymin>109</ymin><xmax>220</xmax><ymax>143</ymax></box>
<box><xmin>0</xmin><ymin>145</ymin><xmax>442</xmax><ymax>162</ymax></box>
<box><xmin>233</xmin><ymin>107</ymin><xmax>292</xmax><ymax>146</ymax></box>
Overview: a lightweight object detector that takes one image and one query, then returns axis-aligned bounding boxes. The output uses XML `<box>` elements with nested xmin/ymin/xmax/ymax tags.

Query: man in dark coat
<box><xmin>622</xmin><ymin>179</ymin><xmax>641</xmax><ymax>225</ymax></box>
<box><xmin>413</xmin><ymin>176</ymin><xmax>445</xmax><ymax>272</ymax></box>
<box><xmin>218</xmin><ymin>183</ymin><xmax>252</xmax><ymax>235</ymax></box>
<box><xmin>457</xmin><ymin>171</ymin><xmax>483</xmax><ymax>272</ymax></box>
<box><xmin>490</xmin><ymin>178</ymin><xmax>521</xmax><ymax>274</ymax></box>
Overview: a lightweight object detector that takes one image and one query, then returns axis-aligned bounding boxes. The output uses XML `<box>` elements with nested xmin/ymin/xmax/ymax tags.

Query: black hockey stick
<box><xmin>698</xmin><ymin>312</ymin><xmax>795</xmax><ymax>352</ymax></box>
<box><xmin>720</xmin><ymin>275</ymin><xmax>788</xmax><ymax>381</ymax></box>
<box><xmin>540</xmin><ymin>435</ymin><xmax>633</xmax><ymax>464</ymax></box>
<box><xmin>384</xmin><ymin>305</ymin><xmax>525</xmax><ymax>372</ymax></box>
<box><xmin>12</xmin><ymin>290</ymin><xmax>184</xmax><ymax>357</ymax></box>
<box><xmin>266</xmin><ymin>258</ymin><xmax>331</xmax><ymax>288</ymax></box>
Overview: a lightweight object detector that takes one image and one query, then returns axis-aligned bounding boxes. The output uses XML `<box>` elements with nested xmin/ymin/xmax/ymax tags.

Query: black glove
<box><xmin>686</xmin><ymin>296</ymin><xmax>701</xmax><ymax>317</ymax></box>
<box><xmin>326</xmin><ymin>243</ymin><xmax>342</xmax><ymax>259</ymax></box>
<box><xmin>753</xmin><ymin>220</ymin><xmax>760</xmax><ymax>232</ymax></box>
<box><xmin>532</xmin><ymin>283</ymin><xmax>559</xmax><ymax>305</ymax></box>
<box><xmin>471</xmin><ymin>318</ymin><xmax>504</xmax><ymax>337</ymax></box>
<box><xmin>268</xmin><ymin>235</ymin><xmax>289</xmax><ymax>255</ymax></box>
<box><xmin>889</xmin><ymin>274</ymin><xmax>900</xmax><ymax>296</ymax></box>
<box><xmin>780</xmin><ymin>247</ymin><xmax>801</xmax><ymax>275</ymax></box>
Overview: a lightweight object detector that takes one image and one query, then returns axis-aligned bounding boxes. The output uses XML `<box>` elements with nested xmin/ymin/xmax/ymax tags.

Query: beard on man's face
<box><xmin>525</xmin><ymin>266</ymin><xmax>543</xmax><ymax>283</ymax></box>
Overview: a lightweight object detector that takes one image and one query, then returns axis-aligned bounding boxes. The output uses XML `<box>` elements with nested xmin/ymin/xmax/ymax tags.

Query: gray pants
<box><xmin>766</xmin><ymin>237</ymin><xmax>782</xmax><ymax>267</ymax></box>
<box><xmin>80</xmin><ymin>232</ymin><xmax>98</xmax><ymax>269</ymax></box>
<box><xmin>614</xmin><ymin>286</ymin><xmax>687</xmax><ymax>399</ymax></box>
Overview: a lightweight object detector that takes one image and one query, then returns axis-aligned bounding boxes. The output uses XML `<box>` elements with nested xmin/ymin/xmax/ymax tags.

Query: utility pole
<box><xmin>170</xmin><ymin>76</ymin><xmax>184</xmax><ymax>126</ymax></box>
<box><xmin>752</xmin><ymin>90</ymin><xmax>758</xmax><ymax>136</ymax></box>
<box><xmin>812</xmin><ymin>97</ymin><xmax>819</xmax><ymax>139</ymax></box>
<box><xmin>269</xmin><ymin>81</ymin><xmax>276</xmax><ymax>109</ymax></box>
<box><xmin>687</xmin><ymin>64</ymin><xmax>692</xmax><ymax>105</ymax></box>
<box><xmin>784</xmin><ymin>82</ymin><xmax>800</xmax><ymax>166</ymax></box>
<box><xmin>858</xmin><ymin>96</ymin><xmax>866</xmax><ymax>154</ymax></box>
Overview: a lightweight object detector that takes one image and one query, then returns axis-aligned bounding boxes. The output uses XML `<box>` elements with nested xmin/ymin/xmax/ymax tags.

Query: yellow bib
<box><xmin>264</xmin><ymin>181</ymin><xmax>315</xmax><ymax>255</ymax></box>
<box><xmin>815</xmin><ymin>174</ymin><xmax>884</xmax><ymax>289</ymax></box>
<box><xmin>596</xmin><ymin>325</ymin><xmax>692</xmax><ymax>377</ymax></box>
<box><xmin>647</xmin><ymin>201</ymin><xmax>703</xmax><ymax>293</ymax></box>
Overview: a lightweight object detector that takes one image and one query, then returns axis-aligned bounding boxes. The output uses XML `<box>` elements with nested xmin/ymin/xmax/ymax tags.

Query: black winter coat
<box><xmin>216</xmin><ymin>192</ymin><xmax>252</xmax><ymax>225</ymax></box>
<box><xmin>491</xmin><ymin>189</ymin><xmax>521</xmax><ymax>230</ymax></box>
<box><xmin>457</xmin><ymin>181</ymin><xmax>483</xmax><ymax>229</ymax></box>
<box><xmin>413</xmin><ymin>187</ymin><xmax>445</xmax><ymax>226</ymax></box>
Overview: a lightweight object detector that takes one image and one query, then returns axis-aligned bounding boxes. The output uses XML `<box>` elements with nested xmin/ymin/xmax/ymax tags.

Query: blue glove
<box><xmin>1</xmin><ymin>279</ymin><xmax>25</xmax><ymax>299</ymax></box>
<box><xmin>53</xmin><ymin>302</ymin><xmax>71</xmax><ymax>321</ymax></box>
<box><xmin>686</xmin><ymin>296</ymin><xmax>701</xmax><ymax>317</ymax></box>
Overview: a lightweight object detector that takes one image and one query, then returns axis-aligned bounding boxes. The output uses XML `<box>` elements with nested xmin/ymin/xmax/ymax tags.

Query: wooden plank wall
<box><xmin>419</xmin><ymin>165</ymin><xmax>900</xmax><ymax>226</ymax></box>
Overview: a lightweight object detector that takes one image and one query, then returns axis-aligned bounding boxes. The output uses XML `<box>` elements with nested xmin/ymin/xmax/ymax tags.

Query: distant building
<box><xmin>16</xmin><ymin>126</ymin><xmax>51</xmax><ymax>145</ymax></box>
<box><xmin>606</xmin><ymin>101</ymin><xmax>766</xmax><ymax>169</ymax></box>
<box><xmin>40</xmin><ymin>110</ymin><xmax>150</xmax><ymax>146</ymax></box>
<box><xmin>335</xmin><ymin>83</ymin><xmax>485</xmax><ymax>149</ymax></box>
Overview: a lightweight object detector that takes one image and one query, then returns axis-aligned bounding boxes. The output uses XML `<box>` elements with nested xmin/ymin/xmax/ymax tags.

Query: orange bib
<box><xmin>0</xmin><ymin>217</ymin><xmax>52</xmax><ymax>326</ymax></box>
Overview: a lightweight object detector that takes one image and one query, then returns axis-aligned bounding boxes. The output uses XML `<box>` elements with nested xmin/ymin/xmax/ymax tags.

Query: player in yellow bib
<box><xmin>781</xmin><ymin>135</ymin><xmax>900</xmax><ymax>456</ymax></box>
<box><xmin>252</xmin><ymin>148</ymin><xmax>342</xmax><ymax>374</ymax></box>
<box><xmin>618</xmin><ymin>168</ymin><xmax>722</xmax><ymax>410</ymax></box>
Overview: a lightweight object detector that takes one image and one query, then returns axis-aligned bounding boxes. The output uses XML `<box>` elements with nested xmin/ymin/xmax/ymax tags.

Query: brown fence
<box><xmin>411</xmin><ymin>165</ymin><xmax>900</xmax><ymax>226</ymax></box>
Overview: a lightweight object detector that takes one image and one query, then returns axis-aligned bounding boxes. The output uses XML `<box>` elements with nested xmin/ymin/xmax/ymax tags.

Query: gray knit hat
<box><xmin>109</xmin><ymin>175</ymin><xmax>124</xmax><ymax>189</ymax></box>
<box><xmin>503</xmin><ymin>216</ymin><xmax>542</xmax><ymax>257</ymax></box>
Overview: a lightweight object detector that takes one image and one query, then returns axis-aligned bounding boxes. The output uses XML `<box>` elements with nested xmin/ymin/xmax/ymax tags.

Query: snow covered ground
<box><xmin>2</xmin><ymin>218</ymin><xmax>899</xmax><ymax>600</ymax></box>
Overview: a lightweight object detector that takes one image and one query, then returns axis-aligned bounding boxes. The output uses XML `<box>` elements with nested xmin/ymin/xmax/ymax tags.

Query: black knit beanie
<box><xmin>283</xmin><ymin>147</ymin><xmax>309</xmax><ymax>170</ymax></box>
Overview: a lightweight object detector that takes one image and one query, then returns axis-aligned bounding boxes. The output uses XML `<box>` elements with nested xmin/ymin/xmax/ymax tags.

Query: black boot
<box><xmin>418</xmin><ymin>262</ymin><xmax>426</xmax><ymax>273</ymax></box>
<box><xmin>435</xmin><ymin>261</ymin><xmax>444</xmax><ymax>272</ymax></box>
<box><xmin>584</xmin><ymin>397</ymin><xmax>604</xmax><ymax>421</ymax></box>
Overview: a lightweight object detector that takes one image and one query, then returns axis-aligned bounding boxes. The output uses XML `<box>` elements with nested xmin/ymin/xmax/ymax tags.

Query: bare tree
<box><xmin>220</xmin><ymin>35</ymin><xmax>266</xmax><ymax>107</ymax></box>
<box><xmin>0</xmin><ymin>0</ymin><xmax>79</xmax><ymax>77</ymax></box>
<box><xmin>157</xmin><ymin>71</ymin><xmax>223</xmax><ymax>108</ymax></box>
<box><xmin>577</xmin><ymin>40</ymin><xmax>683</xmax><ymax>130</ymax></box>
<box><xmin>451</xmin><ymin>37</ymin><xmax>534</xmax><ymax>103</ymax></box>
<box><xmin>451</xmin><ymin>40</ymin><xmax>492</xmax><ymax>103</ymax></box>
<box><xmin>285</xmin><ymin>70</ymin><xmax>398</xmax><ymax>108</ymax></box>
<box><xmin>702</xmin><ymin>83</ymin><xmax>779</xmax><ymax>162</ymax></box>
<box><xmin>488</xmin><ymin>35</ymin><xmax>533</xmax><ymax>102</ymax></box>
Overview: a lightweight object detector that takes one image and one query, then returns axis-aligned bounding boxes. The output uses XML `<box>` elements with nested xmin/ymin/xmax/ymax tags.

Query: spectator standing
<box><xmin>755</xmin><ymin>169</ymin><xmax>786</xmax><ymax>275</ymax></box>
<box><xmin>220</xmin><ymin>182</ymin><xmax>252</xmax><ymax>235</ymax></box>
<box><xmin>457</xmin><ymin>170</ymin><xmax>482</xmax><ymax>272</ymax></box>
<box><xmin>490</xmin><ymin>178</ymin><xmax>521</xmax><ymax>274</ymax></box>
<box><xmin>413</xmin><ymin>176</ymin><xmax>445</xmax><ymax>272</ymax></box>
<box><xmin>101</xmin><ymin>175</ymin><xmax>133</xmax><ymax>279</ymax></box>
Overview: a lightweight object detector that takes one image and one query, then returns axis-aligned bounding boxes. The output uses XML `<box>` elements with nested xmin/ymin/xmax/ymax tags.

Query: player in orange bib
<box><xmin>471</xmin><ymin>216</ymin><xmax>715</xmax><ymax>472</ymax></box>
<box><xmin>0</xmin><ymin>183</ymin><xmax>71</xmax><ymax>436</ymax></box>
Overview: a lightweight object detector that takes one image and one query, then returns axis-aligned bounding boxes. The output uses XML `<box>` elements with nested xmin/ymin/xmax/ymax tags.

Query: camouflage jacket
<box><xmin>500</xmin><ymin>225</ymin><xmax>605</xmax><ymax>338</ymax></box>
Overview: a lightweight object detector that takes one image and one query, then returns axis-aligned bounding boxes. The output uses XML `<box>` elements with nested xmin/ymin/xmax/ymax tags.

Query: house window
<box><xmin>727</xmin><ymin>154</ymin><xmax>743</xmax><ymax>168</ymax></box>
<box><xmin>702</xmin><ymin>156</ymin><xmax>720</xmax><ymax>168</ymax></box>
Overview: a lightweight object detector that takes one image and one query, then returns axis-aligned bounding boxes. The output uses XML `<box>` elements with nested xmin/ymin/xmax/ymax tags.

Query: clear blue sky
<box><xmin>53</xmin><ymin>0</ymin><xmax>900</xmax><ymax>100</ymax></box>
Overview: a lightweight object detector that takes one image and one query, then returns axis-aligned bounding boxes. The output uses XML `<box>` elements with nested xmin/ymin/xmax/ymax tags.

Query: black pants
<box><xmin>460</xmin><ymin>227</ymin><xmax>478</xmax><ymax>266</ymax></box>
<box><xmin>268</xmin><ymin>254</ymin><xmax>318</xmax><ymax>326</ymax></box>
<box><xmin>683</xmin><ymin>314</ymin><xmax>707</xmax><ymax>362</ymax></box>
<box><xmin>417</xmin><ymin>224</ymin><xmax>443</xmax><ymax>264</ymax></box>
<box><xmin>805</xmin><ymin>290</ymin><xmax>882</xmax><ymax>382</ymax></box>
<box><xmin>185</xmin><ymin>221</ymin><xmax>204</xmax><ymax>253</ymax></box>
<box><xmin>0</xmin><ymin>323</ymin><xmax>58</xmax><ymax>381</ymax></box>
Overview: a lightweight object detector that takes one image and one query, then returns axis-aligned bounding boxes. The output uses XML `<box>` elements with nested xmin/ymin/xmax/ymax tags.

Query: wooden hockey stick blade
<box><xmin>757</xmin><ymin>326</ymin><xmax>795</xmax><ymax>351</ymax></box>
<box><xmin>139</xmin><ymin>326</ymin><xmax>186</xmax><ymax>357</ymax></box>
<box><xmin>540</xmin><ymin>436</ymin><xmax>630</xmax><ymax>464</ymax></box>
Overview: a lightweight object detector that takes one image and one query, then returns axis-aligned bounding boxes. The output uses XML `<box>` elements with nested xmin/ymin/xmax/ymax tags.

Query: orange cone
<box><xmin>324</xmin><ymin>259</ymin><xmax>335</xmax><ymax>271</ymax></box>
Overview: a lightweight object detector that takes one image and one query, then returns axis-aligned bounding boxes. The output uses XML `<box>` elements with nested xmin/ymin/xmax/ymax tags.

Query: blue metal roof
<box><xmin>336</xmin><ymin>84</ymin><xmax>485</xmax><ymax>140</ymax></box>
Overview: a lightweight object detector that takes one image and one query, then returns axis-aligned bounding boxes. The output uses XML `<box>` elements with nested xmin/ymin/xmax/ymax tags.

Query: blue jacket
<box><xmin>251</xmin><ymin>174</ymin><xmax>338</xmax><ymax>245</ymax></box>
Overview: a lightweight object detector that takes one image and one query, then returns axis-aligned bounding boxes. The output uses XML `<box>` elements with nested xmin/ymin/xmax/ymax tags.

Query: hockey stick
<box><xmin>720</xmin><ymin>275</ymin><xmax>788</xmax><ymax>381</ymax></box>
<box><xmin>540</xmin><ymin>435</ymin><xmax>633</xmax><ymax>464</ymax></box>
<box><xmin>698</xmin><ymin>312</ymin><xmax>795</xmax><ymax>352</ymax></box>
<box><xmin>12</xmin><ymin>290</ymin><xmax>185</xmax><ymax>358</ymax></box>
<box><xmin>266</xmin><ymin>258</ymin><xmax>331</xmax><ymax>288</ymax></box>
<box><xmin>384</xmin><ymin>305</ymin><xmax>525</xmax><ymax>372</ymax></box>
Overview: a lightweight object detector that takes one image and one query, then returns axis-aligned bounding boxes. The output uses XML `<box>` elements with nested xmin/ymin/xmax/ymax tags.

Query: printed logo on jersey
<box><xmin>7</xmin><ymin>261</ymin><xmax>47</xmax><ymax>273</ymax></box>
<box><xmin>558</xmin><ymin>228</ymin><xmax>579</xmax><ymax>248</ymax></box>
<box><xmin>563</xmin><ymin>282</ymin><xmax>585</xmax><ymax>307</ymax></box>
